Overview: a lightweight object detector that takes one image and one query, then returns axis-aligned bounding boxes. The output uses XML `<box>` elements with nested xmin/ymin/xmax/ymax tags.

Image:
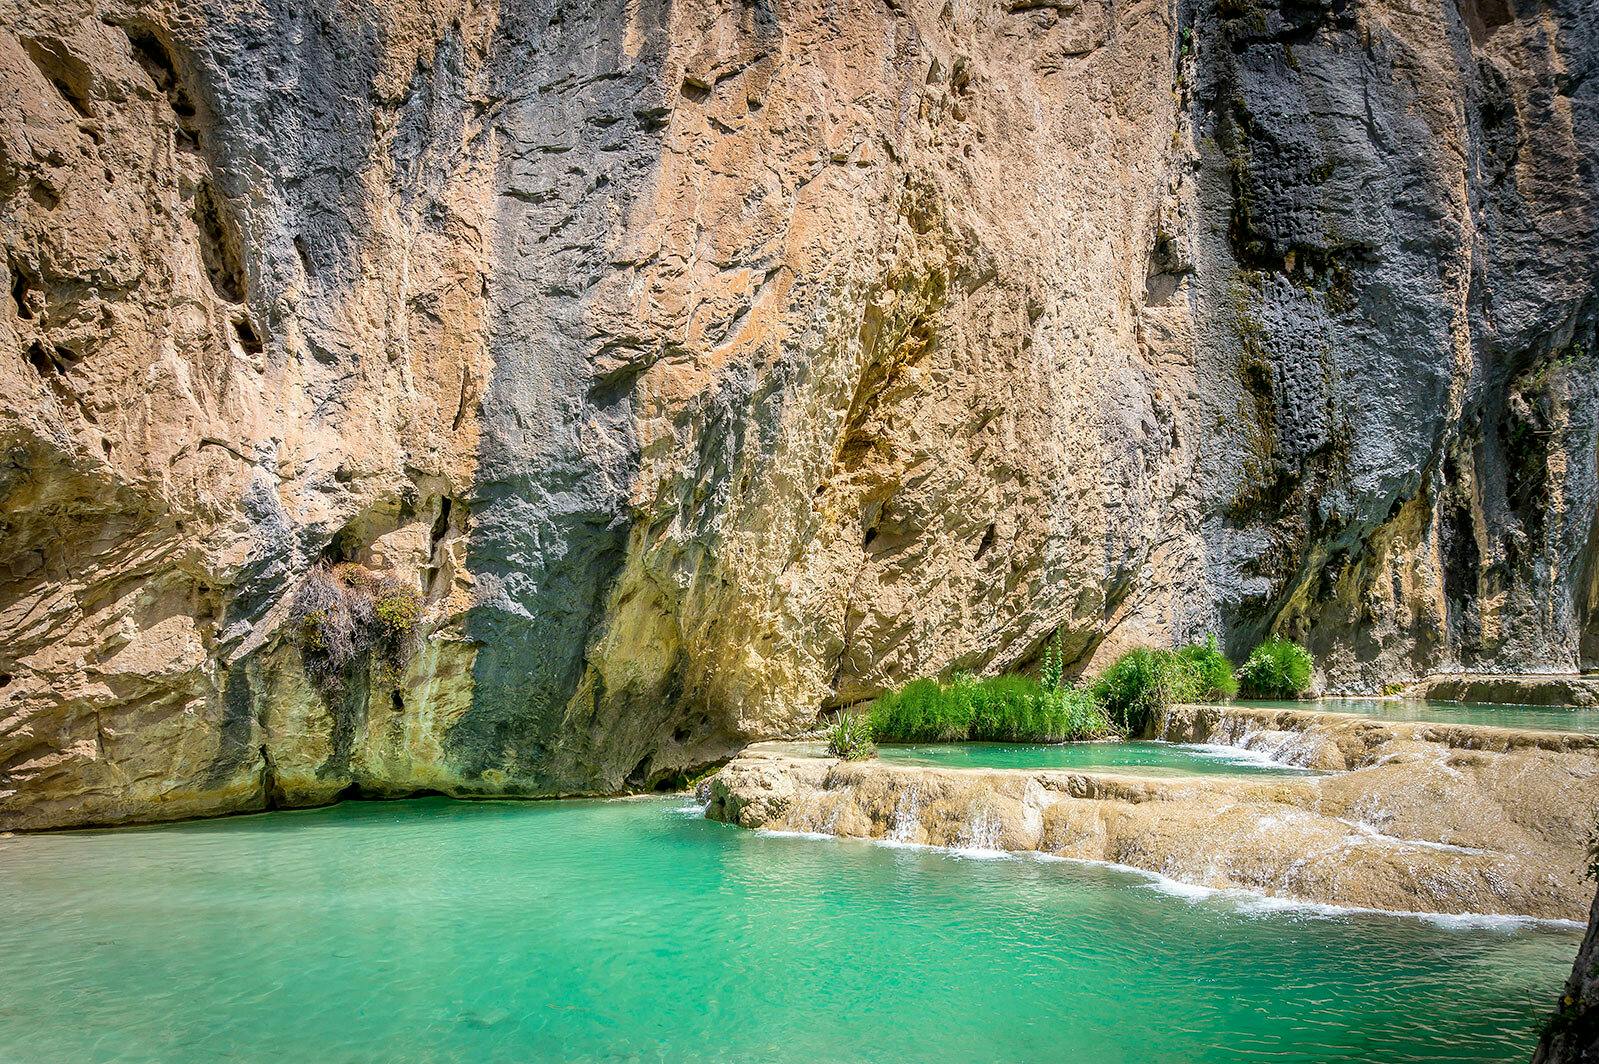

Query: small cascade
<box><xmin>1158</xmin><ymin>707</ymin><xmax>1325</xmax><ymax>769</ymax></box>
<box><xmin>1335</xmin><ymin>816</ymin><xmax>1489</xmax><ymax>855</ymax></box>
<box><xmin>1187</xmin><ymin>711</ymin><xmax>1325</xmax><ymax>768</ymax></box>
<box><xmin>1234</xmin><ymin>726</ymin><xmax>1322</xmax><ymax>767</ymax></box>
<box><xmin>888</xmin><ymin>785</ymin><xmax>922</xmax><ymax>844</ymax></box>
<box><xmin>796</xmin><ymin>796</ymin><xmax>844</xmax><ymax>835</ymax></box>
<box><xmin>1346</xmin><ymin>793</ymin><xmax>1396</xmax><ymax>834</ymax></box>
<box><xmin>958</xmin><ymin>802</ymin><xmax>1003</xmax><ymax>852</ymax></box>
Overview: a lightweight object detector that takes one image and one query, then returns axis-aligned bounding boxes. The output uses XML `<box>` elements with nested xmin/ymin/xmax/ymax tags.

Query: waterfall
<box><xmin>958</xmin><ymin>803</ymin><xmax>1003</xmax><ymax>852</ymax></box>
<box><xmin>888</xmin><ymin>785</ymin><xmax>922</xmax><ymax>844</ymax></box>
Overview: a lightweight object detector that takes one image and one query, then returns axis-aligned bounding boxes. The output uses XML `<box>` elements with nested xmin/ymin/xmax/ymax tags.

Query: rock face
<box><xmin>705</xmin><ymin>721</ymin><xmax>1599</xmax><ymax>921</ymax></box>
<box><xmin>1413</xmin><ymin>673</ymin><xmax>1599</xmax><ymax>707</ymax></box>
<box><xmin>1</xmin><ymin>0</ymin><xmax>1597</xmax><ymax>828</ymax></box>
<box><xmin>1537</xmin><ymin>885</ymin><xmax>1599</xmax><ymax>1062</ymax></box>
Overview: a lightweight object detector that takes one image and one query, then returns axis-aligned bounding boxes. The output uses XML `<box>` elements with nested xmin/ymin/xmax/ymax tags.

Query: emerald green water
<box><xmin>0</xmin><ymin>797</ymin><xmax>1576</xmax><ymax>1063</ymax></box>
<box><xmin>1242</xmin><ymin>698</ymin><xmax>1599</xmax><ymax>733</ymax></box>
<box><xmin>876</xmin><ymin>740</ymin><xmax>1314</xmax><ymax>776</ymax></box>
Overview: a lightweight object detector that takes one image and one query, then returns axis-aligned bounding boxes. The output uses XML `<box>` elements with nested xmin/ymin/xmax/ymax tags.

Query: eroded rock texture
<box><xmin>1</xmin><ymin>0</ymin><xmax>1596</xmax><ymax>828</ymax></box>
<box><xmin>704</xmin><ymin>720</ymin><xmax>1599</xmax><ymax>921</ymax></box>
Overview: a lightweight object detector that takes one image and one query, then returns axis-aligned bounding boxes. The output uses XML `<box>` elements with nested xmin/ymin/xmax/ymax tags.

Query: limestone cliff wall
<box><xmin>0</xmin><ymin>0</ymin><xmax>1595</xmax><ymax>828</ymax></box>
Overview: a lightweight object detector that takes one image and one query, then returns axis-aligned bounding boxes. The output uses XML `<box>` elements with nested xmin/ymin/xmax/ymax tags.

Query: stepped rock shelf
<box><xmin>705</xmin><ymin>705</ymin><xmax>1599</xmax><ymax>922</ymax></box>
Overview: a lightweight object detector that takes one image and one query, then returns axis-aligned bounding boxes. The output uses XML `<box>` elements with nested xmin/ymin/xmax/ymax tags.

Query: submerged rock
<box><xmin>1</xmin><ymin>0</ymin><xmax>1597</xmax><ymax>828</ymax></box>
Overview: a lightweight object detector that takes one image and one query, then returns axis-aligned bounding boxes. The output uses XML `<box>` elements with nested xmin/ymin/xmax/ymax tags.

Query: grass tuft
<box><xmin>825</xmin><ymin>710</ymin><xmax>876</xmax><ymax>760</ymax></box>
<box><xmin>1177</xmin><ymin>635</ymin><xmax>1239</xmax><ymax>700</ymax></box>
<box><xmin>869</xmin><ymin>672</ymin><xmax>1110</xmax><ymax>745</ymax></box>
<box><xmin>1237</xmin><ymin>637</ymin><xmax>1313</xmax><ymax>698</ymax></box>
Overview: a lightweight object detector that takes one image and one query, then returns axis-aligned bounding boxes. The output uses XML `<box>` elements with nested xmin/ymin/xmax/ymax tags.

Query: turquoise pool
<box><xmin>0</xmin><ymin>797</ymin><xmax>1576</xmax><ymax>1063</ymax></box>
<box><xmin>1241</xmin><ymin>698</ymin><xmax>1599</xmax><ymax>733</ymax></box>
<box><xmin>875</xmin><ymin>740</ymin><xmax>1314</xmax><ymax>776</ymax></box>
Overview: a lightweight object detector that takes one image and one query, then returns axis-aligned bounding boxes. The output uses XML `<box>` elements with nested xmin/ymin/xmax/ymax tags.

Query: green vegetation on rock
<box><xmin>869</xmin><ymin>672</ymin><xmax>1110</xmax><ymax>745</ymax></box>
<box><xmin>825</xmin><ymin>710</ymin><xmax>876</xmax><ymax>761</ymax></box>
<box><xmin>1238</xmin><ymin>637</ymin><xmax>1314</xmax><ymax>698</ymax></box>
<box><xmin>868</xmin><ymin>633</ymin><xmax>1311</xmax><ymax>745</ymax></box>
<box><xmin>871</xmin><ymin>632</ymin><xmax>1245</xmax><ymax>745</ymax></box>
<box><xmin>291</xmin><ymin>563</ymin><xmax>422</xmax><ymax>695</ymax></box>
<box><xmin>1090</xmin><ymin>639</ymin><xmax>1239</xmax><ymax>734</ymax></box>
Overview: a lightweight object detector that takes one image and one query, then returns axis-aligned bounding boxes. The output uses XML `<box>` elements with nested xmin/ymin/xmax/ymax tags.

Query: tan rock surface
<box><xmin>1157</xmin><ymin>701</ymin><xmax>1599</xmax><ymax>771</ymax></box>
<box><xmin>705</xmin><ymin>730</ymin><xmax>1599</xmax><ymax>921</ymax></box>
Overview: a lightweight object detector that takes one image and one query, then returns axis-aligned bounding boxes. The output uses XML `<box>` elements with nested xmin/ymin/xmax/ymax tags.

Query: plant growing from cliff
<box><xmin>290</xmin><ymin>563</ymin><xmax>422</xmax><ymax>696</ymax></box>
<box><xmin>1177</xmin><ymin>636</ymin><xmax>1238</xmax><ymax>701</ymax></box>
<box><xmin>292</xmin><ymin>566</ymin><xmax>364</xmax><ymax>692</ymax></box>
<box><xmin>1237</xmin><ymin>637</ymin><xmax>1313</xmax><ymax>699</ymax></box>
<box><xmin>825</xmin><ymin>711</ymin><xmax>876</xmax><ymax>761</ymax></box>
<box><xmin>1040</xmin><ymin>629</ymin><xmax>1067</xmax><ymax>693</ymax></box>
<box><xmin>371</xmin><ymin>580</ymin><xmax>422</xmax><ymax>681</ymax></box>
<box><xmin>1090</xmin><ymin>648</ymin><xmax>1202</xmax><ymax>735</ymax></box>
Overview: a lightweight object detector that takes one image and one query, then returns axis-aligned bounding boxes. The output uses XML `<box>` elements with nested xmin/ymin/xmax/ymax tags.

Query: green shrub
<box><xmin>967</xmin><ymin>675</ymin><xmax>1047</xmax><ymax>742</ymax></box>
<box><xmin>869</xmin><ymin>673</ymin><xmax>1110</xmax><ymax>744</ymax></box>
<box><xmin>1090</xmin><ymin>648</ymin><xmax>1201</xmax><ymax>735</ymax></box>
<box><xmin>1176</xmin><ymin>636</ymin><xmax>1238</xmax><ymax>700</ymax></box>
<box><xmin>290</xmin><ymin>564</ymin><xmax>422</xmax><ymax>696</ymax></box>
<box><xmin>1237</xmin><ymin>637</ymin><xmax>1314</xmax><ymax>698</ymax></box>
<box><xmin>825</xmin><ymin>710</ymin><xmax>876</xmax><ymax>761</ymax></box>
<box><xmin>868</xmin><ymin>677</ymin><xmax>971</xmax><ymax>742</ymax></box>
<box><xmin>374</xmin><ymin>585</ymin><xmax>421</xmax><ymax>640</ymax></box>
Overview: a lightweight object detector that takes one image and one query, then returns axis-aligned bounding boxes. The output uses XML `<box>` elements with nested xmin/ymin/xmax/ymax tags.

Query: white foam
<box><xmin>873</xmin><ymin>837</ymin><xmax>931</xmax><ymax>850</ymax></box>
<box><xmin>738</xmin><ymin>817</ymin><xmax>1578</xmax><ymax>930</ymax></box>
<box><xmin>1140</xmin><ymin>876</ymin><xmax>1219</xmax><ymax>901</ymax></box>
<box><xmin>1174</xmin><ymin>741</ymin><xmax>1316</xmax><ymax>771</ymax></box>
<box><xmin>754</xmin><ymin>828</ymin><xmax>838</xmax><ymax>841</ymax></box>
<box><xmin>1334</xmin><ymin>818</ymin><xmax>1489</xmax><ymax>855</ymax></box>
<box><xmin>1230</xmin><ymin>892</ymin><xmax>1581</xmax><ymax>930</ymax></box>
<box><xmin>867</xmin><ymin>834</ymin><xmax>1016</xmax><ymax>860</ymax></box>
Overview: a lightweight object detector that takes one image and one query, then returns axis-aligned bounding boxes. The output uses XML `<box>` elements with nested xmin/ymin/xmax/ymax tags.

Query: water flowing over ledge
<box><xmin>704</xmin><ymin>709</ymin><xmax>1599</xmax><ymax>923</ymax></box>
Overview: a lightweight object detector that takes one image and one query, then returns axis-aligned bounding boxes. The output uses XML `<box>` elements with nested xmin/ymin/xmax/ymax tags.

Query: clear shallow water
<box><xmin>1241</xmin><ymin>698</ymin><xmax>1599</xmax><ymax>733</ymax></box>
<box><xmin>0</xmin><ymin>797</ymin><xmax>1576</xmax><ymax>1064</ymax></box>
<box><xmin>876</xmin><ymin>740</ymin><xmax>1315</xmax><ymax>776</ymax></box>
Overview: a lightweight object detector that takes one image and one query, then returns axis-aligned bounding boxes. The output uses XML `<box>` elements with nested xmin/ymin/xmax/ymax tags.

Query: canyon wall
<box><xmin>1</xmin><ymin>0</ymin><xmax>1595</xmax><ymax>829</ymax></box>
